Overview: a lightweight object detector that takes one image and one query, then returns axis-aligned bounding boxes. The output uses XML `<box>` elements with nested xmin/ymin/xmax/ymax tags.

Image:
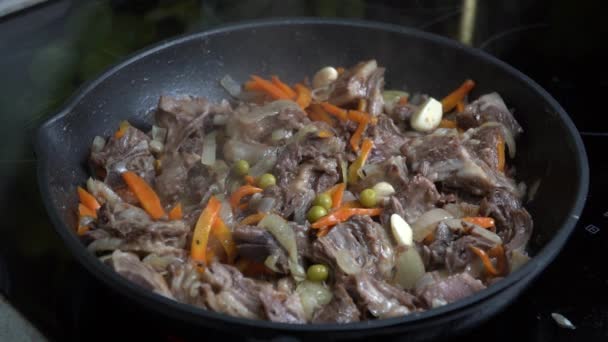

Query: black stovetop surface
<box><xmin>0</xmin><ymin>1</ymin><xmax>606</xmax><ymax>341</ymax></box>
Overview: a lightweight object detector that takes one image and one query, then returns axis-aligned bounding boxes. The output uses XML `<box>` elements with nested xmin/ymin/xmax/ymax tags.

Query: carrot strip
<box><xmin>336</xmin><ymin>67</ymin><xmax>345</xmax><ymax>75</ymax></box>
<box><xmin>497</xmin><ymin>134</ymin><xmax>505</xmax><ymax>172</ymax></box>
<box><xmin>326</xmin><ymin>183</ymin><xmax>346</xmax><ymax>209</ymax></box>
<box><xmin>78</xmin><ymin>203</ymin><xmax>97</xmax><ymax>219</ymax></box>
<box><xmin>294</xmin><ymin>83</ymin><xmax>312</xmax><ymax>109</ymax></box>
<box><xmin>462</xmin><ymin>217</ymin><xmax>495</xmax><ymax>229</ymax></box>
<box><xmin>347</xmin><ymin>138</ymin><xmax>373</xmax><ymax>184</ymax></box>
<box><xmin>311</xmin><ymin>207</ymin><xmax>382</xmax><ymax>229</ymax></box>
<box><xmin>212</xmin><ymin>217</ymin><xmax>236</xmax><ymax>263</ymax></box>
<box><xmin>78</xmin><ymin>186</ymin><xmax>101</xmax><ymax>211</ymax></box>
<box><xmin>191</xmin><ymin>196</ymin><xmax>221</xmax><ymax>263</ymax></box>
<box><xmin>244</xmin><ymin>175</ymin><xmax>256</xmax><ymax>186</ymax></box>
<box><xmin>239</xmin><ymin>212</ymin><xmax>267</xmax><ymax>225</ymax></box>
<box><xmin>350</xmin><ymin>121</ymin><xmax>368</xmax><ymax>151</ymax></box>
<box><xmin>456</xmin><ymin>100</ymin><xmax>465</xmax><ymax>113</ymax></box>
<box><xmin>357</xmin><ymin>99</ymin><xmax>367</xmax><ymax>111</ymax></box>
<box><xmin>316</xmin><ymin>227</ymin><xmax>330</xmax><ymax>237</ymax></box>
<box><xmin>489</xmin><ymin>244</ymin><xmax>508</xmax><ymax>275</ymax></box>
<box><xmin>398</xmin><ymin>96</ymin><xmax>409</xmax><ymax>105</ymax></box>
<box><xmin>308</xmin><ymin>104</ymin><xmax>336</xmax><ymax>126</ymax></box>
<box><xmin>248</xmin><ymin>75</ymin><xmax>291</xmax><ymax>100</ymax></box>
<box><xmin>271</xmin><ymin>76</ymin><xmax>297</xmax><ymax>99</ymax></box>
<box><xmin>114</xmin><ymin>120</ymin><xmax>130</xmax><ymax>139</ymax></box>
<box><xmin>441</xmin><ymin>79</ymin><xmax>476</xmax><ymax>113</ymax></box>
<box><xmin>469</xmin><ymin>246</ymin><xmax>499</xmax><ymax>276</ymax></box>
<box><xmin>229</xmin><ymin>185</ymin><xmax>263</xmax><ymax>210</ymax></box>
<box><xmin>122</xmin><ymin>171</ymin><xmax>166</xmax><ymax>220</ymax></box>
<box><xmin>317</xmin><ymin>130</ymin><xmax>334</xmax><ymax>138</ymax></box>
<box><xmin>348</xmin><ymin>110</ymin><xmax>370</xmax><ymax>123</ymax></box>
<box><xmin>438</xmin><ymin>119</ymin><xmax>458</xmax><ymax>129</ymax></box>
<box><xmin>77</xmin><ymin>225</ymin><xmax>90</xmax><ymax>236</ymax></box>
<box><xmin>320</xmin><ymin>102</ymin><xmax>348</xmax><ymax>121</ymax></box>
<box><xmin>168</xmin><ymin>202</ymin><xmax>183</xmax><ymax>220</ymax></box>
<box><xmin>340</xmin><ymin>200</ymin><xmax>361</xmax><ymax>209</ymax></box>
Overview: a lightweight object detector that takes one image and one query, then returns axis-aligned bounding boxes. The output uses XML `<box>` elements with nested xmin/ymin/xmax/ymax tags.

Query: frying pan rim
<box><xmin>35</xmin><ymin>17</ymin><xmax>589</xmax><ymax>333</ymax></box>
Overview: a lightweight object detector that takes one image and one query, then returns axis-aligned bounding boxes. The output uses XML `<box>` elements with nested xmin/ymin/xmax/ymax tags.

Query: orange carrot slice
<box><xmin>441</xmin><ymin>79</ymin><xmax>476</xmax><ymax>113</ymax></box>
<box><xmin>229</xmin><ymin>185</ymin><xmax>263</xmax><ymax>210</ymax></box>
<box><xmin>78</xmin><ymin>186</ymin><xmax>100</xmax><ymax>211</ymax></box>
<box><xmin>168</xmin><ymin>202</ymin><xmax>183</xmax><ymax>220</ymax></box>
<box><xmin>191</xmin><ymin>196</ymin><xmax>221</xmax><ymax>263</ymax></box>
<box><xmin>122</xmin><ymin>171</ymin><xmax>166</xmax><ymax>220</ymax></box>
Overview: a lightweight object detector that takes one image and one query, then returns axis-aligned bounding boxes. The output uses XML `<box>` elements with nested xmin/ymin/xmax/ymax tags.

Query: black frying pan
<box><xmin>35</xmin><ymin>18</ymin><xmax>589</xmax><ymax>341</ymax></box>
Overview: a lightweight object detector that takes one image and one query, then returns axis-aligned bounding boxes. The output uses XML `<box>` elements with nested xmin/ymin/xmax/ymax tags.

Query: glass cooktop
<box><xmin>0</xmin><ymin>1</ymin><xmax>606</xmax><ymax>341</ymax></box>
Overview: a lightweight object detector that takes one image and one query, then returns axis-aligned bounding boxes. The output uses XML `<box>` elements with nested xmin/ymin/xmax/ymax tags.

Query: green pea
<box><xmin>313</xmin><ymin>193</ymin><xmax>333</xmax><ymax>210</ymax></box>
<box><xmin>307</xmin><ymin>205</ymin><xmax>328</xmax><ymax>223</ymax></box>
<box><xmin>307</xmin><ymin>264</ymin><xmax>329</xmax><ymax>282</ymax></box>
<box><xmin>257</xmin><ymin>173</ymin><xmax>276</xmax><ymax>189</ymax></box>
<box><xmin>234</xmin><ymin>160</ymin><xmax>250</xmax><ymax>176</ymax></box>
<box><xmin>359</xmin><ymin>188</ymin><xmax>377</xmax><ymax>208</ymax></box>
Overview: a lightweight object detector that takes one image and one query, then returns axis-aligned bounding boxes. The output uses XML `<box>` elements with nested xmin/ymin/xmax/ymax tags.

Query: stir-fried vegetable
<box><xmin>347</xmin><ymin>138</ymin><xmax>373</xmax><ymax>184</ymax></box>
<box><xmin>307</xmin><ymin>206</ymin><xmax>328</xmax><ymax>223</ymax></box>
<box><xmin>411</xmin><ymin>208</ymin><xmax>454</xmax><ymax>242</ymax></box>
<box><xmin>308</xmin><ymin>104</ymin><xmax>336</xmax><ymax>126</ymax></box>
<box><xmin>296</xmin><ymin>281</ymin><xmax>333</xmax><ymax>320</ymax></box>
<box><xmin>201</xmin><ymin>131</ymin><xmax>217</xmax><ymax>166</ymax></box>
<box><xmin>245</xmin><ymin>75</ymin><xmax>292</xmax><ymax>100</ymax></box>
<box><xmin>294</xmin><ymin>83</ymin><xmax>312</xmax><ymax>109</ymax></box>
<box><xmin>212</xmin><ymin>217</ymin><xmax>236</xmax><ymax>263</ymax></box>
<box><xmin>114</xmin><ymin>120</ymin><xmax>130</xmax><ymax>139</ymax></box>
<box><xmin>168</xmin><ymin>203</ymin><xmax>183</xmax><ymax>220</ymax></box>
<box><xmin>469</xmin><ymin>245</ymin><xmax>505</xmax><ymax>276</ymax></box>
<box><xmin>77</xmin><ymin>186</ymin><xmax>100</xmax><ymax>211</ymax></box>
<box><xmin>78</xmin><ymin>203</ymin><xmax>97</xmax><ymax>219</ymax></box>
<box><xmin>441</xmin><ymin>79</ymin><xmax>476</xmax><ymax>113</ymax></box>
<box><xmin>313</xmin><ymin>193</ymin><xmax>333</xmax><ymax>210</ymax></box>
<box><xmin>258</xmin><ymin>214</ymin><xmax>305</xmax><ymax>281</ymax></box>
<box><xmin>358</xmin><ymin>188</ymin><xmax>377</xmax><ymax>208</ymax></box>
<box><xmin>307</xmin><ymin>264</ymin><xmax>329</xmax><ymax>282</ymax></box>
<box><xmin>230</xmin><ymin>185</ymin><xmax>263</xmax><ymax>210</ymax></box>
<box><xmin>311</xmin><ymin>207</ymin><xmax>382</xmax><ymax>229</ymax></box>
<box><xmin>234</xmin><ymin>160</ymin><xmax>250</xmax><ymax>176</ymax></box>
<box><xmin>320</xmin><ymin>102</ymin><xmax>348</xmax><ymax>121</ymax></box>
<box><xmin>323</xmin><ymin>182</ymin><xmax>346</xmax><ymax>209</ymax></box>
<box><xmin>271</xmin><ymin>76</ymin><xmax>296</xmax><ymax>99</ymax></box>
<box><xmin>240</xmin><ymin>212</ymin><xmax>267</xmax><ymax>225</ymax></box>
<box><xmin>257</xmin><ymin>173</ymin><xmax>276</xmax><ymax>189</ymax></box>
<box><xmin>438</xmin><ymin>119</ymin><xmax>458</xmax><ymax>129</ymax></box>
<box><xmin>191</xmin><ymin>196</ymin><xmax>221</xmax><ymax>263</ymax></box>
<box><xmin>122</xmin><ymin>171</ymin><xmax>166</xmax><ymax>220</ymax></box>
<box><xmin>462</xmin><ymin>216</ymin><xmax>495</xmax><ymax>229</ymax></box>
<box><xmin>497</xmin><ymin>134</ymin><xmax>506</xmax><ymax>172</ymax></box>
<box><xmin>348</xmin><ymin>110</ymin><xmax>370</xmax><ymax>151</ymax></box>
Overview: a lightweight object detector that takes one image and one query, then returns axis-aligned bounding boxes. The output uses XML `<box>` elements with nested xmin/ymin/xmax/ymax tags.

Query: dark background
<box><xmin>0</xmin><ymin>1</ymin><xmax>606</xmax><ymax>341</ymax></box>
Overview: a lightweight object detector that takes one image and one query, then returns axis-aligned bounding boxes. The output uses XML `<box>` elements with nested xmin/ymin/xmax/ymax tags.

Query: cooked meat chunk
<box><xmin>312</xmin><ymin>216</ymin><xmax>394</xmax><ymax>279</ymax></box>
<box><xmin>233</xmin><ymin>225</ymin><xmax>290</xmax><ymax>274</ymax></box>
<box><xmin>157</xmin><ymin>95</ymin><xmax>210</xmax><ymax>153</ymax></box>
<box><xmin>329</xmin><ymin>60</ymin><xmax>381</xmax><ymax>106</ymax></box>
<box><xmin>90</xmin><ymin>125</ymin><xmax>155</xmax><ymax>187</ymax></box>
<box><xmin>368</xmin><ymin>114</ymin><xmax>407</xmax><ymax>162</ymax></box>
<box><xmin>259</xmin><ymin>284</ymin><xmax>306</xmax><ymax>323</ymax></box>
<box><xmin>415</xmin><ymin>272</ymin><xmax>485</xmax><ymax>308</ymax></box>
<box><xmin>110</xmin><ymin>250</ymin><xmax>174</xmax><ymax>298</ymax></box>
<box><xmin>312</xmin><ymin>284</ymin><xmax>361</xmax><ymax>323</ymax></box>
<box><xmin>346</xmin><ymin>273</ymin><xmax>418</xmax><ymax>319</ymax></box>
<box><xmin>456</xmin><ymin>92</ymin><xmax>523</xmax><ymax>137</ymax></box>
<box><xmin>396</xmin><ymin>174</ymin><xmax>441</xmax><ymax>223</ymax></box>
<box><xmin>480</xmin><ymin>188</ymin><xmax>533</xmax><ymax>251</ymax></box>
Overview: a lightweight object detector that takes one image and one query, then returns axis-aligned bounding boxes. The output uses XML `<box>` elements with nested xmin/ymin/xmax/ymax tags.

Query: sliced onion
<box><xmin>470</xmin><ymin>226</ymin><xmax>503</xmax><ymax>245</ymax></box>
<box><xmin>219</xmin><ymin>199</ymin><xmax>235</xmax><ymax>228</ymax></box>
<box><xmin>143</xmin><ymin>253</ymin><xmax>182</xmax><ymax>272</ymax></box>
<box><xmin>290</xmin><ymin>124</ymin><xmax>319</xmax><ymax>144</ymax></box>
<box><xmin>296</xmin><ymin>280</ymin><xmax>333</xmax><ymax>320</ymax></box>
<box><xmin>259</xmin><ymin>214</ymin><xmax>304</xmax><ymax>280</ymax></box>
<box><xmin>87</xmin><ymin>237</ymin><xmax>123</xmax><ymax>253</ymax></box>
<box><xmin>411</xmin><ymin>209</ymin><xmax>453</xmax><ymax>242</ymax></box>
<box><xmin>149</xmin><ymin>140</ymin><xmax>164</xmax><ymax>154</ymax></box>
<box><xmin>213</xmin><ymin>114</ymin><xmax>228</xmax><ymax>126</ymax></box>
<box><xmin>223</xmin><ymin>139</ymin><xmax>273</xmax><ymax>163</ymax></box>
<box><xmin>151</xmin><ymin>125</ymin><xmax>167</xmax><ymax>143</ymax></box>
<box><xmin>382</xmin><ymin>90</ymin><xmax>409</xmax><ymax>114</ymax></box>
<box><xmin>87</xmin><ymin>178</ymin><xmax>121</xmax><ymax>205</ymax></box>
<box><xmin>264</xmin><ymin>254</ymin><xmax>281</xmax><ymax>272</ymax></box>
<box><xmin>220</xmin><ymin>74</ymin><xmax>242</xmax><ymax>98</ymax></box>
<box><xmin>91</xmin><ymin>136</ymin><xmax>106</xmax><ymax>152</ymax></box>
<box><xmin>340</xmin><ymin>159</ymin><xmax>348</xmax><ymax>185</ymax></box>
<box><xmin>249</xmin><ymin>148</ymin><xmax>279</xmax><ymax>178</ymax></box>
<box><xmin>394</xmin><ymin>246</ymin><xmax>425</xmax><ymax>290</ymax></box>
<box><xmin>334</xmin><ymin>250</ymin><xmax>362</xmax><ymax>275</ymax></box>
<box><xmin>311</xmin><ymin>83</ymin><xmax>335</xmax><ymax>102</ymax></box>
<box><xmin>201</xmin><ymin>131</ymin><xmax>216</xmax><ymax>166</ymax></box>
<box><xmin>236</xmin><ymin>100</ymin><xmax>300</xmax><ymax>124</ymax></box>
<box><xmin>509</xmin><ymin>250</ymin><xmax>530</xmax><ymax>272</ymax></box>
<box><xmin>479</xmin><ymin>122</ymin><xmax>516</xmax><ymax>158</ymax></box>
<box><xmin>271</xmin><ymin>129</ymin><xmax>292</xmax><ymax>142</ymax></box>
<box><xmin>256</xmin><ymin>197</ymin><xmax>276</xmax><ymax>214</ymax></box>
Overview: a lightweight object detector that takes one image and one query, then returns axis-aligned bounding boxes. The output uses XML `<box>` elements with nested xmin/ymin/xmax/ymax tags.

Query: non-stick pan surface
<box><xmin>35</xmin><ymin>18</ymin><xmax>588</xmax><ymax>341</ymax></box>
